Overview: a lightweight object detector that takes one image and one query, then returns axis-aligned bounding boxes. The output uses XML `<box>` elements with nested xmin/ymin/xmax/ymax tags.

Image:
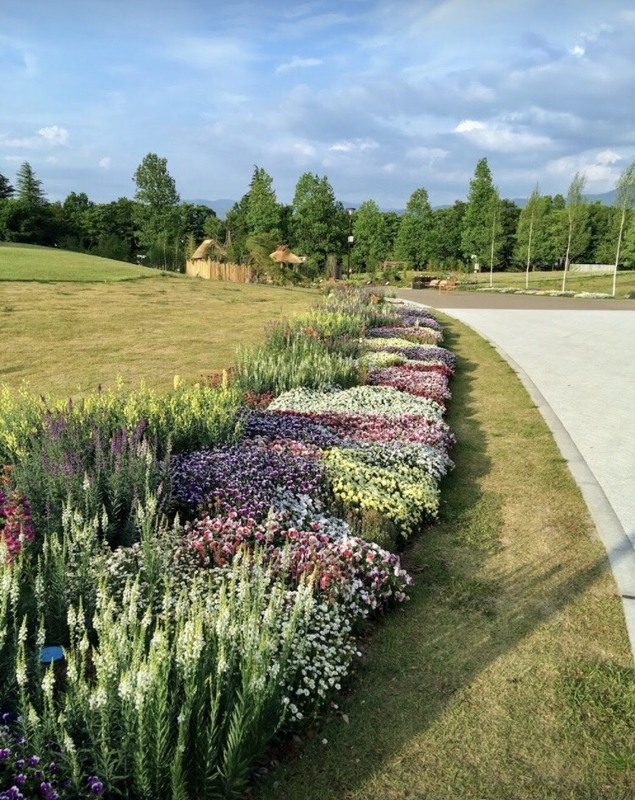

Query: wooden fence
<box><xmin>185</xmin><ymin>259</ymin><xmax>253</xmax><ymax>283</ymax></box>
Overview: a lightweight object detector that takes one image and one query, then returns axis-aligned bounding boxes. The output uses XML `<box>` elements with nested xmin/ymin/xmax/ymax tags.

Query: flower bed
<box><xmin>0</xmin><ymin>290</ymin><xmax>456</xmax><ymax>799</ymax></box>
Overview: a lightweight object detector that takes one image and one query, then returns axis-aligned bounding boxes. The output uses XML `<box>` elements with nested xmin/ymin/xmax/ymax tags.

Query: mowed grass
<box><xmin>0</xmin><ymin>245</ymin><xmax>318</xmax><ymax>396</ymax></box>
<box><xmin>254</xmin><ymin>315</ymin><xmax>634</xmax><ymax>800</ymax></box>
<box><xmin>0</xmin><ymin>242</ymin><xmax>159</xmax><ymax>282</ymax></box>
<box><xmin>462</xmin><ymin>268</ymin><xmax>635</xmax><ymax>296</ymax></box>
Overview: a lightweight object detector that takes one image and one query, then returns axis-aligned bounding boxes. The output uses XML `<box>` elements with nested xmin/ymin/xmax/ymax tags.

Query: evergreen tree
<box><xmin>16</xmin><ymin>162</ymin><xmax>46</xmax><ymax>205</ymax></box>
<box><xmin>245</xmin><ymin>166</ymin><xmax>280</xmax><ymax>237</ymax></box>
<box><xmin>0</xmin><ymin>172</ymin><xmax>14</xmax><ymax>201</ymax></box>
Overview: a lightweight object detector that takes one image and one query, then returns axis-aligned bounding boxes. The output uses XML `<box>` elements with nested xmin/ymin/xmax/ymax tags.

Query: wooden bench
<box><xmin>439</xmin><ymin>279</ymin><xmax>458</xmax><ymax>292</ymax></box>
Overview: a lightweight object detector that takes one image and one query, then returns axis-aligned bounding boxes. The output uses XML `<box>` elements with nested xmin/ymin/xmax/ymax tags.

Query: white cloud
<box><xmin>405</xmin><ymin>146</ymin><xmax>449</xmax><ymax>164</ymax></box>
<box><xmin>570</xmin><ymin>45</ymin><xmax>585</xmax><ymax>57</ymax></box>
<box><xmin>0</xmin><ymin>126</ymin><xmax>69</xmax><ymax>149</ymax></box>
<box><xmin>546</xmin><ymin>149</ymin><xmax>623</xmax><ymax>190</ymax></box>
<box><xmin>454</xmin><ymin>119</ymin><xmax>551</xmax><ymax>152</ymax></box>
<box><xmin>99</xmin><ymin>157</ymin><xmax>111</xmax><ymax>169</ymax></box>
<box><xmin>454</xmin><ymin>119</ymin><xmax>485</xmax><ymax>134</ymax></box>
<box><xmin>329</xmin><ymin>138</ymin><xmax>378</xmax><ymax>153</ymax></box>
<box><xmin>38</xmin><ymin>126</ymin><xmax>69</xmax><ymax>145</ymax></box>
<box><xmin>275</xmin><ymin>57</ymin><xmax>323</xmax><ymax>75</ymax></box>
<box><xmin>292</xmin><ymin>142</ymin><xmax>316</xmax><ymax>157</ymax></box>
<box><xmin>596</xmin><ymin>149</ymin><xmax>620</xmax><ymax>165</ymax></box>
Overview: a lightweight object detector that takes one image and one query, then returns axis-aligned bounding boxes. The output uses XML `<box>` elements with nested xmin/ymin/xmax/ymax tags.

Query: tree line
<box><xmin>1</xmin><ymin>154</ymin><xmax>635</xmax><ymax>280</ymax></box>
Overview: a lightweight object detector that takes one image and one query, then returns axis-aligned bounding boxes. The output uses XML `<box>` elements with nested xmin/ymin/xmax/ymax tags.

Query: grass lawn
<box><xmin>254</xmin><ymin>314</ymin><xmax>635</xmax><ymax>800</ymax></box>
<box><xmin>0</xmin><ymin>242</ymin><xmax>159</xmax><ymax>282</ymax></box>
<box><xmin>0</xmin><ymin>245</ymin><xmax>319</xmax><ymax>396</ymax></box>
<box><xmin>451</xmin><ymin>268</ymin><xmax>635</xmax><ymax>296</ymax></box>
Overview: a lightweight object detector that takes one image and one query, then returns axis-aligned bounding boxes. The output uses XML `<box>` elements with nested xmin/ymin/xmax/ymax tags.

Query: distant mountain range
<box><xmin>187</xmin><ymin>198</ymin><xmax>236</xmax><ymax>219</ymax></box>
<box><xmin>188</xmin><ymin>189</ymin><xmax>619</xmax><ymax>219</ymax></box>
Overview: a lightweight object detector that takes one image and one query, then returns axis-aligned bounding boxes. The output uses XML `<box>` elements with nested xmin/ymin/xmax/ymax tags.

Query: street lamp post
<box><xmin>346</xmin><ymin>207</ymin><xmax>355</xmax><ymax>278</ymax></box>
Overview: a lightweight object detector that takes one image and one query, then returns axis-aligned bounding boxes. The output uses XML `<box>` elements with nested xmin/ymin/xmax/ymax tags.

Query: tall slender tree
<box><xmin>612</xmin><ymin>160</ymin><xmax>635</xmax><ymax>296</ymax></box>
<box><xmin>561</xmin><ymin>171</ymin><xmax>588</xmax><ymax>291</ymax></box>
<box><xmin>517</xmin><ymin>185</ymin><xmax>542</xmax><ymax>287</ymax></box>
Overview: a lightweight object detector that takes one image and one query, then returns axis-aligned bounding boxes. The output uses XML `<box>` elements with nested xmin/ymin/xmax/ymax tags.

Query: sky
<box><xmin>2</xmin><ymin>0</ymin><xmax>635</xmax><ymax>210</ymax></box>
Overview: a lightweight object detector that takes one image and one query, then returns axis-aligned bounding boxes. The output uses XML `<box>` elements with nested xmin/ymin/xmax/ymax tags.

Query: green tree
<box><xmin>612</xmin><ymin>159</ymin><xmax>635</xmax><ymax>295</ymax></box>
<box><xmin>516</xmin><ymin>185</ymin><xmax>543</xmax><ymax>286</ymax></box>
<box><xmin>0</xmin><ymin>200</ymin><xmax>57</xmax><ymax>245</ymax></box>
<box><xmin>0</xmin><ymin>172</ymin><xmax>14</xmax><ymax>201</ymax></box>
<box><xmin>58</xmin><ymin>191</ymin><xmax>94</xmax><ymax>251</ymax></box>
<box><xmin>561</xmin><ymin>171</ymin><xmax>588</xmax><ymax>291</ymax></box>
<box><xmin>245</xmin><ymin>166</ymin><xmax>281</xmax><ymax>237</ymax></box>
<box><xmin>179</xmin><ymin>203</ymin><xmax>218</xmax><ymax>244</ymax></box>
<box><xmin>1</xmin><ymin>163</ymin><xmax>56</xmax><ymax>244</ymax></box>
<box><xmin>382</xmin><ymin>211</ymin><xmax>401</xmax><ymax>257</ymax></box>
<box><xmin>291</xmin><ymin>173</ymin><xmax>343</xmax><ymax>274</ymax></box>
<box><xmin>351</xmin><ymin>200</ymin><xmax>389</xmax><ymax>274</ymax></box>
<box><xmin>433</xmin><ymin>201</ymin><xmax>466</xmax><ymax>269</ymax></box>
<box><xmin>461</xmin><ymin>158</ymin><xmax>498</xmax><ymax>270</ymax></box>
<box><xmin>394</xmin><ymin>187</ymin><xmax>437</xmax><ymax>269</ymax></box>
<box><xmin>133</xmin><ymin>153</ymin><xmax>181</xmax><ymax>269</ymax></box>
<box><xmin>16</xmin><ymin>162</ymin><xmax>46</xmax><ymax>205</ymax></box>
<box><xmin>83</xmin><ymin>198</ymin><xmax>138</xmax><ymax>261</ymax></box>
<box><xmin>585</xmin><ymin>202</ymin><xmax>615</xmax><ymax>263</ymax></box>
<box><xmin>497</xmin><ymin>198</ymin><xmax>520</xmax><ymax>271</ymax></box>
<box><xmin>225</xmin><ymin>195</ymin><xmax>250</xmax><ymax>264</ymax></box>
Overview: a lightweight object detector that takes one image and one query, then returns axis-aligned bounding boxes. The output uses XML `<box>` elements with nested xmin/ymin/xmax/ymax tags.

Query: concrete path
<box><xmin>396</xmin><ymin>289</ymin><xmax>635</xmax><ymax>659</ymax></box>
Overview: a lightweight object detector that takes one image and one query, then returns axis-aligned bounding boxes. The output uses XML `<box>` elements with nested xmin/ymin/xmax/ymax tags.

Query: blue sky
<box><xmin>2</xmin><ymin>0</ymin><xmax>634</xmax><ymax>209</ymax></box>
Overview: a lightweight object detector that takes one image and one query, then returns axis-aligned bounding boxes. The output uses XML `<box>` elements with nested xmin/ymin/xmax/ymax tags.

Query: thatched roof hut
<box><xmin>191</xmin><ymin>238</ymin><xmax>227</xmax><ymax>261</ymax></box>
<box><xmin>269</xmin><ymin>244</ymin><xmax>304</xmax><ymax>265</ymax></box>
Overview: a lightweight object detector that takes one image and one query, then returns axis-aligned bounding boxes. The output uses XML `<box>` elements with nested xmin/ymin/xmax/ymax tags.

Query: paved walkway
<box><xmin>396</xmin><ymin>288</ymin><xmax>635</xmax><ymax>659</ymax></box>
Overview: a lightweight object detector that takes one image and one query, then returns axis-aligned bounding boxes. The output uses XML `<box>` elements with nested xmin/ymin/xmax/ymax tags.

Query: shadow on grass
<box><xmin>252</xmin><ymin>313</ymin><xmax>632</xmax><ymax>800</ymax></box>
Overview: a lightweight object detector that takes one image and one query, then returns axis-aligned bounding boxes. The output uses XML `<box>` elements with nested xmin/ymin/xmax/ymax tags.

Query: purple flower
<box><xmin>0</xmin><ymin>748</ymin><xmax>10</xmax><ymax>760</ymax></box>
<box><xmin>170</xmin><ymin>441</ymin><xmax>328</xmax><ymax>523</ymax></box>
<box><xmin>87</xmin><ymin>776</ymin><xmax>104</xmax><ymax>795</ymax></box>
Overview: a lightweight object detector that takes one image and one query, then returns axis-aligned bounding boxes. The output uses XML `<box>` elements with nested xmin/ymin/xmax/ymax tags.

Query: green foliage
<box><xmin>461</xmin><ymin>157</ymin><xmax>499</xmax><ymax>266</ymax></box>
<box><xmin>394</xmin><ymin>187</ymin><xmax>437</xmax><ymax>268</ymax></box>
<box><xmin>562</xmin><ymin>171</ymin><xmax>589</xmax><ymax>290</ymax></box>
<box><xmin>246</xmin><ymin>166</ymin><xmax>281</xmax><ymax>237</ymax></box>
<box><xmin>1</xmin><ymin>520</ymin><xmax>317</xmax><ymax>799</ymax></box>
<box><xmin>291</xmin><ymin>173</ymin><xmax>343</xmax><ymax>271</ymax></box>
<box><xmin>234</xmin><ymin>332</ymin><xmax>359</xmax><ymax>395</ymax></box>
<box><xmin>433</xmin><ymin>201</ymin><xmax>466</xmax><ymax>268</ymax></box>
<box><xmin>133</xmin><ymin>153</ymin><xmax>182</xmax><ymax>268</ymax></box>
<box><xmin>351</xmin><ymin>200</ymin><xmax>390</xmax><ymax>273</ymax></box>
<box><xmin>16</xmin><ymin>162</ymin><xmax>46</xmax><ymax>206</ymax></box>
<box><xmin>0</xmin><ymin>171</ymin><xmax>15</xmax><ymax>201</ymax></box>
